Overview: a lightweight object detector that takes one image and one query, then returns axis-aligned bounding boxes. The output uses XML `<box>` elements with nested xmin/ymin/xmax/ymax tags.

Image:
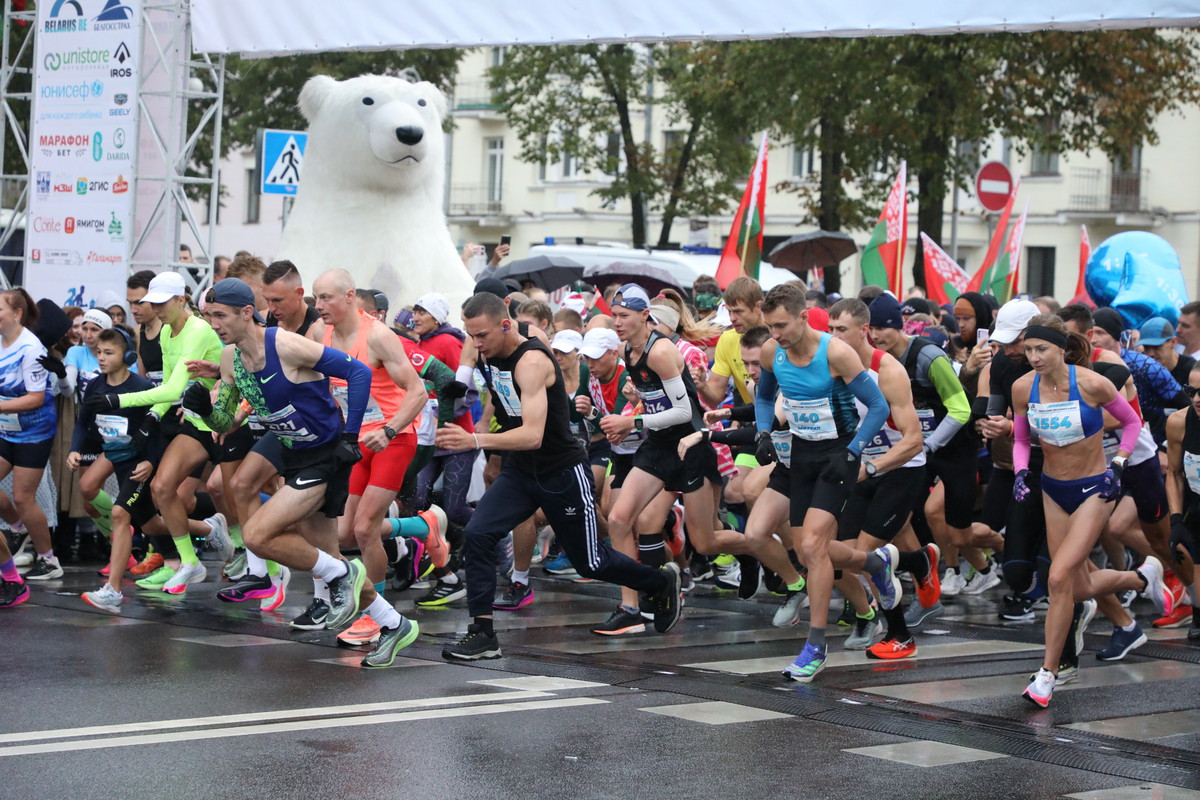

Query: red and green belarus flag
<box><xmin>716</xmin><ymin>134</ymin><xmax>769</xmax><ymax>289</ymax></box>
<box><xmin>967</xmin><ymin>180</ymin><xmax>1021</xmax><ymax>302</ymax></box>
<box><xmin>861</xmin><ymin>161</ymin><xmax>907</xmax><ymax>297</ymax></box>
<box><xmin>919</xmin><ymin>233</ymin><xmax>971</xmax><ymax>305</ymax></box>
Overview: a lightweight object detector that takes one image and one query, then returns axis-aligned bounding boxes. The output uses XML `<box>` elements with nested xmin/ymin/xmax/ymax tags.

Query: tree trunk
<box><xmin>657</xmin><ymin>118</ymin><xmax>700</xmax><ymax>247</ymax></box>
<box><xmin>597</xmin><ymin>45</ymin><xmax>648</xmax><ymax>248</ymax></box>
<box><xmin>817</xmin><ymin>116</ymin><xmax>845</xmax><ymax>295</ymax></box>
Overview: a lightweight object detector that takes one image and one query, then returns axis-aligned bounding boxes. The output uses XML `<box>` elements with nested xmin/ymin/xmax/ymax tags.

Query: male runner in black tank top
<box><xmin>438</xmin><ymin>292</ymin><xmax>683</xmax><ymax>660</ymax></box>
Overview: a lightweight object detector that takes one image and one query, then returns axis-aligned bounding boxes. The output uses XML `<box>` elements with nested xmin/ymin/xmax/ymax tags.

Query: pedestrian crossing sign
<box><xmin>258</xmin><ymin>129</ymin><xmax>307</xmax><ymax>196</ymax></box>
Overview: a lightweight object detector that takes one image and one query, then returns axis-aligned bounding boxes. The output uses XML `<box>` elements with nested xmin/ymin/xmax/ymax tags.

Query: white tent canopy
<box><xmin>191</xmin><ymin>0</ymin><xmax>1200</xmax><ymax>57</ymax></box>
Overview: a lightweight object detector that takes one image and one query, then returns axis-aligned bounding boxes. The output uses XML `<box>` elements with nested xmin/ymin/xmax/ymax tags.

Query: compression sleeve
<box><xmin>729</xmin><ymin>403</ymin><xmax>756</xmax><ymax>423</ymax></box>
<box><xmin>423</xmin><ymin>357</ymin><xmax>461</xmax><ymax>427</ymax></box>
<box><xmin>642</xmin><ymin>373</ymin><xmax>693</xmax><ymax>430</ymax></box>
<box><xmin>924</xmin><ymin>360</ymin><xmax>968</xmax><ymax>450</ymax></box>
<box><xmin>1013</xmin><ymin>414</ymin><xmax>1031</xmax><ymax>473</ymax></box>
<box><xmin>710</xmin><ymin>426</ymin><xmax>757</xmax><ymax>447</ymax></box>
<box><xmin>1102</xmin><ymin>392</ymin><xmax>1144</xmax><ymax>456</ymax></box>
<box><xmin>202</xmin><ymin>380</ymin><xmax>242</xmax><ymax>433</ymax></box>
<box><xmin>70</xmin><ymin>380</ymin><xmax>97</xmax><ymax>453</ymax></box>
<box><xmin>315</xmin><ymin>347</ymin><xmax>372</xmax><ymax>434</ymax></box>
<box><xmin>846</xmin><ymin>371</ymin><xmax>889</xmax><ymax>456</ymax></box>
<box><xmin>755</xmin><ymin>364</ymin><xmax>779</xmax><ymax>433</ymax></box>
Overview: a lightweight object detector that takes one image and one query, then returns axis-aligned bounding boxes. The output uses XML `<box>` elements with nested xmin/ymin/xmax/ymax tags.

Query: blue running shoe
<box><xmin>1096</xmin><ymin>622</ymin><xmax>1148</xmax><ymax>661</ymax></box>
<box><xmin>870</xmin><ymin>543</ymin><xmax>902</xmax><ymax>611</ymax></box>
<box><xmin>782</xmin><ymin>642</ymin><xmax>827</xmax><ymax>683</ymax></box>
<box><xmin>543</xmin><ymin>553</ymin><xmax>577</xmax><ymax>576</ymax></box>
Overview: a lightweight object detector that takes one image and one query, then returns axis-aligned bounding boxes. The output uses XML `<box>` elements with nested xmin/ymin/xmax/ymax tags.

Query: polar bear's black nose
<box><xmin>394</xmin><ymin>126</ymin><xmax>424</xmax><ymax>145</ymax></box>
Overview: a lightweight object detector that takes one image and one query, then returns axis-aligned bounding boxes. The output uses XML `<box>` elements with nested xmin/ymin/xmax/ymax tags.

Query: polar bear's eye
<box><xmin>417</xmin><ymin>99</ymin><xmax>427</xmax><ymax>107</ymax></box>
<box><xmin>362</xmin><ymin>97</ymin><xmax>374</xmax><ymax>106</ymax></box>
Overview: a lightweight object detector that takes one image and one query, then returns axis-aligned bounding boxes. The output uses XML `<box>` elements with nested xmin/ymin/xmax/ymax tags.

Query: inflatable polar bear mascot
<box><xmin>275</xmin><ymin>74</ymin><xmax>475</xmax><ymax>320</ymax></box>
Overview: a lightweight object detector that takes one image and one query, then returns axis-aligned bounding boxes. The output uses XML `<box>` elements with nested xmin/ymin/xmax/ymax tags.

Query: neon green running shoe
<box><xmin>135</xmin><ymin>565</ymin><xmax>175</xmax><ymax>590</ymax></box>
<box><xmin>713</xmin><ymin>553</ymin><xmax>736</xmax><ymax>567</ymax></box>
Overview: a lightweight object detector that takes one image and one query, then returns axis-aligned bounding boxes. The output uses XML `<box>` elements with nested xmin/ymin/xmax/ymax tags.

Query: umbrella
<box><xmin>769</xmin><ymin>231</ymin><xmax>858</xmax><ymax>275</ymax></box>
<box><xmin>493</xmin><ymin>254</ymin><xmax>585</xmax><ymax>292</ymax></box>
<box><xmin>582</xmin><ymin>261</ymin><xmax>684</xmax><ymax>298</ymax></box>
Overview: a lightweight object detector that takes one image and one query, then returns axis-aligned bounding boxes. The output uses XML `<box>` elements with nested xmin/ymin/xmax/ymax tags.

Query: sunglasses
<box><xmin>1184</xmin><ymin>385</ymin><xmax>1200</xmax><ymax>398</ymax></box>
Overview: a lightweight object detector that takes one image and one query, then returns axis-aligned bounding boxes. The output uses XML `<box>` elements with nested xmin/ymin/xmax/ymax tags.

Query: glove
<box><xmin>84</xmin><ymin>393</ymin><xmax>120</xmax><ymax>412</ymax></box>
<box><xmin>1013</xmin><ymin>469</ymin><xmax>1031</xmax><ymax>502</ymax></box>
<box><xmin>1170</xmin><ymin>513</ymin><xmax>1191</xmax><ymax>563</ymax></box>
<box><xmin>443</xmin><ymin>380</ymin><xmax>469</xmax><ymax>400</ymax></box>
<box><xmin>131</xmin><ymin>412</ymin><xmax>159</xmax><ymax>452</ymax></box>
<box><xmin>819</xmin><ymin>448</ymin><xmax>860</xmax><ymax>485</ymax></box>
<box><xmin>754</xmin><ymin>431</ymin><xmax>777</xmax><ymax>466</ymax></box>
<box><xmin>1100</xmin><ymin>460</ymin><xmax>1125</xmax><ymax>503</ymax></box>
<box><xmin>181</xmin><ymin>382</ymin><xmax>213</xmax><ymax>417</ymax></box>
<box><xmin>37</xmin><ymin>354</ymin><xmax>66</xmax><ymax>380</ymax></box>
<box><xmin>336</xmin><ymin>430</ymin><xmax>363</xmax><ymax>466</ymax></box>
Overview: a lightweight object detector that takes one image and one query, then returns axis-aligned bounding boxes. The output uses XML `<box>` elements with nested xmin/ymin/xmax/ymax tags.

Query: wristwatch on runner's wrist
<box><xmin>383</xmin><ymin>425</ymin><xmax>397</xmax><ymax>440</ymax></box>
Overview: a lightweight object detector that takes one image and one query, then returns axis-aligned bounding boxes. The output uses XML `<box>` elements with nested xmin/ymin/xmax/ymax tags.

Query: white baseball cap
<box><xmin>551</xmin><ymin>329</ymin><xmax>583</xmax><ymax>353</ymax></box>
<box><xmin>414</xmin><ymin>293</ymin><xmax>450</xmax><ymax>325</ymax></box>
<box><xmin>142</xmin><ymin>271</ymin><xmax>187</xmax><ymax>304</ymax></box>
<box><xmin>989</xmin><ymin>298</ymin><xmax>1040</xmax><ymax>344</ymax></box>
<box><xmin>579</xmin><ymin>328</ymin><xmax>621</xmax><ymax>359</ymax></box>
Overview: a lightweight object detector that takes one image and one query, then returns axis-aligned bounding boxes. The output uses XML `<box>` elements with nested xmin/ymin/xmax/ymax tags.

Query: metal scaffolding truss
<box><xmin>0</xmin><ymin>0</ymin><xmax>224</xmax><ymax>294</ymax></box>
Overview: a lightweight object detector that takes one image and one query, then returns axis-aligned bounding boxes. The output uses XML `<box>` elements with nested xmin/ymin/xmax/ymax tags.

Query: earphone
<box><xmin>114</xmin><ymin>326</ymin><xmax>138</xmax><ymax>367</ymax></box>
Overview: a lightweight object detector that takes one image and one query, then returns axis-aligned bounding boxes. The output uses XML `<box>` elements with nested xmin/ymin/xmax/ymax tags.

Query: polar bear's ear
<box><xmin>299</xmin><ymin>75</ymin><xmax>338</xmax><ymax>122</ymax></box>
<box><xmin>414</xmin><ymin>82</ymin><xmax>448</xmax><ymax>119</ymax></box>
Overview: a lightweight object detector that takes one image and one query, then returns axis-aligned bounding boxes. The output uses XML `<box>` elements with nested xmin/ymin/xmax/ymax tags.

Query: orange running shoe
<box><xmin>866</xmin><ymin>637</ymin><xmax>918</xmax><ymax>660</ymax></box>
<box><xmin>420</xmin><ymin>505</ymin><xmax>450</xmax><ymax>569</ymax></box>
<box><xmin>1153</xmin><ymin>603</ymin><xmax>1194</xmax><ymax>629</ymax></box>
<box><xmin>915</xmin><ymin>544</ymin><xmax>941</xmax><ymax>609</ymax></box>
<box><xmin>129</xmin><ymin>552</ymin><xmax>164</xmax><ymax>577</ymax></box>
<box><xmin>337</xmin><ymin>614</ymin><xmax>382</xmax><ymax>646</ymax></box>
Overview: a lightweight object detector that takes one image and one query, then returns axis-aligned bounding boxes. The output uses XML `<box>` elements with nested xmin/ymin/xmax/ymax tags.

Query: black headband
<box><xmin>1023</xmin><ymin>325</ymin><xmax>1068</xmax><ymax>348</ymax></box>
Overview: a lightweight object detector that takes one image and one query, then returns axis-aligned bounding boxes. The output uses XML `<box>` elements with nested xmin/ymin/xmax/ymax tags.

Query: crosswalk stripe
<box><xmin>683</xmin><ymin>639</ymin><xmax>1040</xmax><ymax>675</ymax></box>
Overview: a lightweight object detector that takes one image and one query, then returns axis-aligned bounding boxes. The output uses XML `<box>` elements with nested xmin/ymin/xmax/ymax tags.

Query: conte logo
<box><xmin>33</xmin><ymin>216</ymin><xmax>63</xmax><ymax>233</ymax></box>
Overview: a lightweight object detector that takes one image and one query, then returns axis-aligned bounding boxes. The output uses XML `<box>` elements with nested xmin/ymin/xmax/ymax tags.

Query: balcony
<box><xmin>1067</xmin><ymin>166</ymin><xmax>1150</xmax><ymax>215</ymax></box>
<box><xmin>447</xmin><ymin>184</ymin><xmax>506</xmax><ymax>219</ymax></box>
<box><xmin>452</xmin><ymin>81</ymin><xmax>500</xmax><ymax>112</ymax></box>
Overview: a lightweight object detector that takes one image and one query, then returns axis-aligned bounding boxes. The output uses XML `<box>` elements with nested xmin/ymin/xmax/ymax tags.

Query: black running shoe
<box><xmin>290</xmin><ymin>598</ymin><xmax>331</xmax><ymax>630</ymax></box>
<box><xmin>442</xmin><ymin>623</ymin><xmax>502</xmax><ymax>660</ymax></box>
<box><xmin>836</xmin><ymin>598</ymin><xmax>855</xmax><ymax>627</ymax></box>
<box><xmin>652</xmin><ymin>562</ymin><xmax>683</xmax><ymax>633</ymax></box>
<box><xmin>492</xmin><ymin>580</ymin><xmax>534</xmax><ymax>611</ymax></box>
<box><xmin>737</xmin><ymin>554</ymin><xmax>761</xmax><ymax>599</ymax></box>
<box><xmin>999</xmin><ymin>593</ymin><xmax>1036</xmax><ymax>621</ymax></box>
<box><xmin>590</xmin><ymin>606</ymin><xmax>646</xmax><ymax>636</ymax></box>
<box><xmin>391</xmin><ymin>538</ymin><xmax>424</xmax><ymax>592</ymax></box>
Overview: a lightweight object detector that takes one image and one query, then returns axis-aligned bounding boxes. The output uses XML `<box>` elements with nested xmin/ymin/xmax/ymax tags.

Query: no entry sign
<box><xmin>975</xmin><ymin>161</ymin><xmax>1014</xmax><ymax>212</ymax></box>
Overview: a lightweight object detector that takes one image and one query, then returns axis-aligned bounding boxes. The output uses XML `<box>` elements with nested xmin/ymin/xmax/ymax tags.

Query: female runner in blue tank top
<box><xmin>1012</xmin><ymin>319</ymin><xmax>1168</xmax><ymax>707</ymax></box>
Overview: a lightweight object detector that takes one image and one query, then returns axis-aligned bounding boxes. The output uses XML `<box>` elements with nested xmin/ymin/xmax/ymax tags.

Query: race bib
<box><xmin>255</xmin><ymin>404</ymin><xmax>319</xmax><ymax>443</ymax></box>
<box><xmin>1101</xmin><ymin>430</ymin><xmax>1120</xmax><ymax>463</ymax></box>
<box><xmin>783</xmin><ymin>397</ymin><xmax>837</xmax><ymax>441</ymax></box>
<box><xmin>770</xmin><ymin>430</ymin><xmax>792</xmax><ymax>467</ymax></box>
<box><xmin>0</xmin><ymin>412</ymin><xmax>21</xmax><ymax>433</ymax></box>
<box><xmin>95</xmin><ymin>413</ymin><xmax>129</xmax><ymax>445</ymax></box>
<box><xmin>862</xmin><ymin>430</ymin><xmax>892</xmax><ymax>460</ymax></box>
<box><xmin>1028</xmin><ymin>400</ymin><xmax>1085</xmax><ymax>448</ymax></box>
<box><xmin>1184</xmin><ymin>451</ymin><xmax>1200</xmax><ymax>495</ymax></box>
<box><xmin>417</xmin><ymin>397</ymin><xmax>438</xmax><ymax>447</ymax></box>
<box><xmin>640</xmin><ymin>388</ymin><xmax>670</xmax><ymax>415</ymax></box>
<box><xmin>331</xmin><ymin>384</ymin><xmax>385</xmax><ymax>425</ymax></box>
<box><xmin>146</xmin><ymin>370</ymin><xmax>164</xmax><ymax>386</ymax></box>
<box><xmin>489</xmin><ymin>367</ymin><xmax>522</xmax><ymax>418</ymax></box>
<box><xmin>915</xmin><ymin>407</ymin><xmax>937</xmax><ymax>437</ymax></box>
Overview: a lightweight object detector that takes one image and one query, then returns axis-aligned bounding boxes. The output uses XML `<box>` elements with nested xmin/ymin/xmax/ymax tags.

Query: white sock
<box><xmin>441</xmin><ymin>572</ymin><xmax>460</xmax><ymax>586</ymax></box>
<box><xmin>1120</xmin><ymin>621</ymin><xmax>1138</xmax><ymax>632</ymax></box>
<box><xmin>511</xmin><ymin>569</ymin><xmax>530</xmax><ymax>585</ymax></box>
<box><xmin>312</xmin><ymin>551</ymin><xmax>348</xmax><ymax>583</ymax></box>
<box><xmin>365</xmin><ymin>594</ymin><xmax>402</xmax><ymax>629</ymax></box>
<box><xmin>245</xmin><ymin>549</ymin><xmax>269</xmax><ymax>578</ymax></box>
<box><xmin>313</xmin><ymin>577</ymin><xmax>330</xmax><ymax>602</ymax></box>
<box><xmin>394</xmin><ymin>537</ymin><xmax>408</xmax><ymax>560</ymax></box>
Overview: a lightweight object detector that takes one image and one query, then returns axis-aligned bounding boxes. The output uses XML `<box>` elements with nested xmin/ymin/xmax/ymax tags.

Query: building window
<box><xmin>485</xmin><ymin>137</ymin><xmax>504</xmax><ymax>205</ymax></box>
<box><xmin>538</xmin><ymin>135</ymin><xmax>548</xmax><ymax>182</ymax></box>
<box><xmin>490</xmin><ymin>47</ymin><xmax>507</xmax><ymax>68</ymax></box>
<box><xmin>562</xmin><ymin>145</ymin><xmax>578</xmax><ymax>179</ymax></box>
<box><xmin>244</xmin><ymin>168</ymin><xmax>260</xmax><ymax>224</ymax></box>
<box><xmin>792</xmin><ymin>144</ymin><xmax>815</xmax><ymax>179</ymax></box>
<box><xmin>1030</xmin><ymin>118</ymin><xmax>1060</xmax><ymax>176</ymax></box>
<box><xmin>1025</xmin><ymin>246</ymin><xmax>1055</xmax><ymax>297</ymax></box>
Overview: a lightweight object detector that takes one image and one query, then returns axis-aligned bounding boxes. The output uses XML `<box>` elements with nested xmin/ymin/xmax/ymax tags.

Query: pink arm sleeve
<box><xmin>1102</xmin><ymin>392</ymin><xmax>1143</xmax><ymax>456</ymax></box>
<box><xmin>1013</xmin><ymin>415</ymin><xmax>1030</xmax><ymax>473</ymax></box>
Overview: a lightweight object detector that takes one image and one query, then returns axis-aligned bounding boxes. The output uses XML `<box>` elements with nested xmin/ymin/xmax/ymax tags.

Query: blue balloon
<box><xmin>1085</xmin><ymin>231</ymin><xmax>1188</xmax><ymax>329</ymax></box>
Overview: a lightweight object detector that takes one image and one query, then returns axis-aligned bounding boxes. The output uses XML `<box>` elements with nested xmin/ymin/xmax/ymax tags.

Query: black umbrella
<box><xmin>769</xmin><ymin>231</ymin><xmax>858</xmax><ymax>275</ymax></box>
<box><xmin>582</xmin><ymin>261</ymin><xmax>684</xmax><ymax>298</ymax></box>
<box><xmin>493</xmin><ymin>254</ymin><xmax>585</xmax><ymax>292</ymax></box>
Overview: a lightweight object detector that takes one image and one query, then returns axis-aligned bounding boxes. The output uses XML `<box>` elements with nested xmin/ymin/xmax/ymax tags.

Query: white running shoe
<box><xmin>1022</xmin><ymin>667</ymin><xmax>1056</xmax><ymax>708</ymax></box>
<box><xmin>844</xmin><ymin>615</ymin><xmax>885</xmax><ymax>650</ymax></box>
<box><xmin>1136</xmin><ymin>556</ymin><xmax>1172</xmax><ymax>616</ymax></box>
<box><xmin>772</xmin><ymin>588</ymin><xmax>809</xmax><ymax>628</ymax></box>
<box><xmin>82</xmin><ymin>583</ymin><xmax>123</xmax><ymax>614</ymax></box>
<box><xmin>940</xmin><ymin>570</ymin><xmax>966</xmax><ymax>596</ymax></box>
<box><xmin>962</xmin><ymin>565</ymin><xmax>1001</xmax><ymax>595</ymax></box>
<box><xmin>203</xmin><ymin>513</ymin><xmax>234</xmax><ymax>563</ymax></box>
<box><xmin>162</xmin><ymin>562</ymin><xmax>207</xmax><ymax>594</ymax></box>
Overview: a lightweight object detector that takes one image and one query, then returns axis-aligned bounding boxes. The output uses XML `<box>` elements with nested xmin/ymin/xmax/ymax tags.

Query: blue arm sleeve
<box><xmin>755</xmin><ymin>366</ymin><xmax>779</xmax><ymax>433</ymax></box>
<box><xmin>314</xmin><ymin>347</ymin><xmax>373</xmax><ymax>434</ymax></box>
<box><xmin>846</xmin><ymin>371</ymin><xmax>889</xmax><ymax>456</ymax></box>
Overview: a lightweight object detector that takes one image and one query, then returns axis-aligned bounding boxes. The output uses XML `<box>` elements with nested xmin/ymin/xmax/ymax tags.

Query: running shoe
<box><xmin>664</xmin><ymin>503</ymin><xmax>685</xmax><ymax>557</ymax></box>
<box><xmin>1032</xmin><ymin>662</ymin><xmax>1078</xmax><ymax>685</ymax></box>
<box><xmin>652</xmin><ymin>562</ymin><xmax>683</xmax><ymax>633</ymax></box>
<box><xmin>905</xmin><ymin>600</ymin><xmax>943</xmax><ymax>628</ymax></box>
<box><xmin>362</xmin><ymin>618</ymin><xmax>420</xmax><ymax>668</ymax></box>
<box><xmin>24</xmin><ymin>557</ymin><xmax>63</xmax><ymax>581</ymax></box>
<box><xmin>783</xmin><ymin>642</ymin><xmax>826</xmax><ymax>682</ymax></box>
<box><xmin>203</xmin><ymin>513</ymin><xmax>234</xmax><ymax>562</ymax></box>
<box><xmin>217</xmin><ymin>574</ymin><xmax>274</xmax><ymax>602</ymax></box>
<box><xmin>591</xmin><ymin>606</ymin><xmax>646</xmax><ymax>636</ymax></box>
<box><xmin>915</xmin><ymin>544</ymin><xmax>941</xmax><ymax>609</ymax></box>
<box><xmin>869</xmin><ymin>544</ymin><xmax>901</xmax><ymax>610</ymax></box>
<box><xmin>442</xmin><ymin>623</ymin><xmax>501</xmax><ymax>660</ymax></box>
<box><xmin>680</xmin><ymin>568</ymin><xmax>695</xmax><ymax>594</ymax></box>
<box><xmin>836</xmin><ymin>598</ymin><xmax>856</xmax><ymax>627</ymax></box>
<box><xmin>962</xmin><ymin>562</ymin><xmax>1001</xmax><ymax>595</ymax></box>
<box><xmin>326</xmin><ymin>558</ymin><xmax>367</xmax><ymax>629</ymax></box>
<box><xmin>1096</xmin><ymin>623</ymin><xmax>1148</xmax><ymax>661</ymax></box>
<box><xmin>736</xmin><ymin>555</ymin><xmax>760</xmax><ymax>599</ymax></box>
<box><xmin>290</xmin><ymin>598</ymin><xmax>330</xmax><ymax>631</ymax></box>
<box><xmin>1075</xmin><ymin>599</ymin><xmax>1097</xmax><ymax>657</ymax></box>
<box><xmin>940</xmin><ymin>570</ymin><xmax>966</xmax><ymax>597</ymax></box>
<box><xmin>82</xmin><ymin>583</ymin><xmax>123</xmax><ymax>615</ymax></box>
<box><xmin>714</xmin><ymin>561</ymin><xmax>741</xmax><ymax>591</ymax></box>
<box><xmin>866</xmin><ymin>637</ymin><xmax>917</xmax><ymax>660</ymax></box>
<box><xmin>1153</xmin><ymin>603</ymin><xmax>1195</xmax><ymax>628</ymax></box>
<box><xmin>415</xmin><ymin>578</ymin><xmax>466</xmax><ymax>607</ymax></box>
<box><xmin>1165</xmin><ymin>570</ymin><xmax>1188</xmax><ymax>611</ymax></box>
<box><xmin>135</xmin><ymin>565</ymin><xmax>175</xmax><ymax>590</ymax></box>
<box><xmin>97</xmin><ymin>555</ymin><xmax>138</xmax><ymax>578</ymax></box>
<box><xmin>773</xmin><ymin>586</ymin><xmax>809</xmax><ymax>628</ymax></box>
<box><xmin>391</xmin><ymin>537</ymin><xmax>425</xmax><ymax>592</ymax></box>
<box><xmin>10</xmin><ymin>529</ymin><xmax>31</xmax><ymax>567</ymax></box>
<box><xmin>1022</xmin><ymin>668</ymin><xmax>1056</xmax><ymax>708</ymax></box>
<box><xmin>1117</xmin><ymin>588</ymin><xmax>1137</xmax><ymax>608</ymax></box>
<box><xmin>260</xmin><ymin>566</ymin><xmax>290</xmax><ymax>612</ymax></box>
<box><xmin>493</xmin><ymin>580</ymin><xmax>534</xmax><ymax>611</ymax></box>
<box><xmin>999</xmin><ymin>593</ymin><xmax>1036</xmax><ymax>622</ymax></box>
<box><xmin>222</xmin><ymin>549</ymin><xmax>247</xmax><ymax>581</ymax></box>
<box><xmin>543</xmin><ymin>554</ymin><xmax>577</xmax><ymax>576</ymax></box>
<box><xmin>0</xmin><ymin>578</ymin><xmax>29</xmax><ymax>608</ymax></box>
<box><xmin>338</xmin><ymin>614</ymin><xmax>382</xmax><ymax>646</ymax></box>
<box><xmin>689</xmin><ymin>554</ymin><xmax>714</xmax><ymax>582</ymax></box>
<box><xmin>420</xmin><ymin>505</ymin><xmax>450</xmax><ymax>569</ymax></box>
<box><xmin>844</xmin><ymin>614</ymin><xmax>885</xmax><ymax>650</ymax></box>
<box><xmin>162</xmin><ymin>562</ymin><xmax>206</xmax><ymax>594</ymax></box>
<box><xmin>1136</xmin><ymin>555</ymin><xmax>1172</xmax><ymax>616</ymax></box>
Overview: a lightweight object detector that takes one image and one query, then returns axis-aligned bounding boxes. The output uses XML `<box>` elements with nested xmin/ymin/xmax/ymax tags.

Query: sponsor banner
<box><xmin>26</xmin><ymin>0</ymin><xmax>141</xmax><ymax>308</ymax></box>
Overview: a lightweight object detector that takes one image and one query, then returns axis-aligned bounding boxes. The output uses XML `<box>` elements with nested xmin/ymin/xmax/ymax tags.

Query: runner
<box><xmin>1164</xmin><ymin>363</ymin><xmax>1200</xmax><ymax>641</ymax></box>
<box><xmin>188</xmin><ymin>278</ymin><xmax>419</xmax><ymax>667</ymax></box>
<box><xmin>439</xmin><ymin>292</ymin><xmax>682</xmax><ymax>660</ymax></box>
